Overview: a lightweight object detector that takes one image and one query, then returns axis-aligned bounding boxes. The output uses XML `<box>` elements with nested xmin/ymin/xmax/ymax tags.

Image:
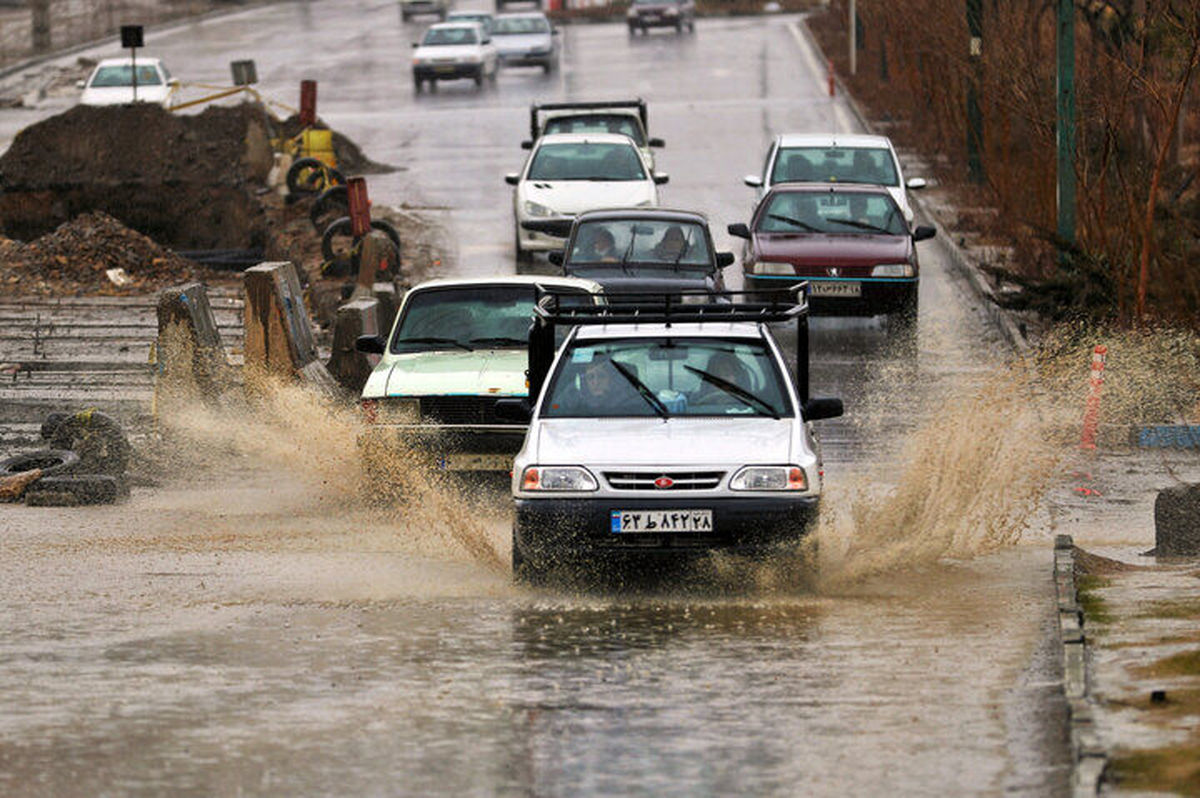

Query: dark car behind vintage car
<box><xmin>542</xmin><ymin>209</ymin><xmax>734</xmax><ymax>301</ymax></box>
<box><xmin>626</xmin><ymin>0</ymin><xmax>695</xmax><ymax>33</ymax></box>
<box><xmin>728</xmin><ymin>183</ymin><xmax>936</xmax><ymax>327</ymax></box>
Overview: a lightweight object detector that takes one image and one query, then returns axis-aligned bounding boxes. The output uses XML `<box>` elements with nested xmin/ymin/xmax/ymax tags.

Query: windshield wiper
<box><xmin>767</xmin><ymin>213</ymin><xmax>819</xmax><ymax>233</ymax></box>
<box><xmin>618</xmin><ymin>225</ymin><xmax>643</xmax><ymax>275</ymax></box>
<box><xmin>684</xmin><ymin>365</ymin><xmax>781</xmax><ymax>419</ymax></box>
<box><xmin>393</xmin><ymin>336</ymin><xmax>473</xmax><ymax>352</ymax></box>
<box><xmin>468</xmin><ymin>336</ymin><xmax>527</xmax><ymax>348</ymax></box>
<box><xmin>611</xmin><ymin>360</ymin><xmax>669</xmax><ymax>421</ymax></box>
<box><xmin>828</xmin><ymin>218</ymin><xmax>893</xmax><ymax>234</ymax></box>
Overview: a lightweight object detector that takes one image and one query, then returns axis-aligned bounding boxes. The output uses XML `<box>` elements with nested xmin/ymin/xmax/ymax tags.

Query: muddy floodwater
<box><xmin>0</xmin><ymin>465</ymin><xmax>1068</xmax><ymax>796</ymax></box>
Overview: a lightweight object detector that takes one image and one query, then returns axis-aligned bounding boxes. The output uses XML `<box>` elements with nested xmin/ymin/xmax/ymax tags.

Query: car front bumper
<box><xmin>413</xmin><ymin>63</ymin><xmax>483</xmax><ymax>81</ymax></box>
<box><xmin>499</xmin><ymin>51</ymin><xmax>554</xmax><ymax>67</ymax></box>
<box><xmin>517</xmin><ymin>217</ymin><xmax>571</xmax><ymax>251</ymax></box>
<box><xmin>745</xmin><ymin>274</ymin><xmax>918</xmax><ymax>316</ymax></box>
<box><xmin>630</xmin><ymin>12</ymin><xmax>684</xmax><ymax>27</ymax></box>
<box><xmin>513</xmin><ymin>495</ymin><xmax>819</xmax><ymax>560</ymax></box>
<box><xmin>359</xmin><ymin>423</ymin><xmax>527</xmax><ymax>473</ymax></box>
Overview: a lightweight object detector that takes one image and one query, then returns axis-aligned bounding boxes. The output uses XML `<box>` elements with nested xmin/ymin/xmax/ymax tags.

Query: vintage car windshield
<box><xmin>422</xmin><ymin>27</ymin><xmax>479</xmax><ymax>45</ymax></box>
<box><xmin>567</xmin><ymin>220</ymin><xmax>711</xmax><ymax>267</ymax></box>
<box><xmin>391</xmin><ymin>286</ymin><xmax>590</xmax><ymax>353</ymax></box>
<box><xmin>527</xmin><ymin>142</ymin><xmax>646</xmax><ymax>181</ymax></box>
<box><xmin>89</xmin><ymin>65</ymin><xmax>163</xmax><ymax>87</ymax></box>
<box><xmin>771</xmin><ymin>146</ymin><xmax>898</xmax><ymax>187</ymax></box>
<box><xmin>543</xmin><ymin>114</ymin><xmax>645</xmax><ymax>146</ymax></box>
<box><xmin>755</xmin><ymin>191</ymin><xmax>907</xmax><ymax>236</ymax></box>
<box><xmin>542</xmin><ymin>338</ymin><xmax>791</xmax><ymax>418</ymax></box>
<box><xmin>493</xmin><ymin>16</ymin><xmax>550</xmax><ymax>34</ymax></box>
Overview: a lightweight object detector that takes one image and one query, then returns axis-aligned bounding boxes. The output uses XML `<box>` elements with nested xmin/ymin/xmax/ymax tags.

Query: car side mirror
<box><xmin>552</xmin><ymin>27</ymin><xmax>560</xmax><ymax>35</ymax></box>
<box><xmin>548</xmin><ymin>251</ymin><xmax>564</xmax><ymax>266</ymax></box>
<box><xmin>803</xmin><ymin>397</ymin><xmax>843</xmax><ymax>421</ymax></box>
<box><xmin>912</xmin><ymin>225</ymin><xmax>937</xmax><ymax>242</ymax></box>
<box><xmin>521</xmin><ymin>140</ymin><xmax>533</xmax><ymax>149</ymax></box>
<box><xmin>727</xmin><ymin>223</ymin><xmax>751</xmax><ymax>239</ymax></box>
<box><xmin>355</xmin><ymin>334</ymin><xmax>386</xmax><ymax>355</ymax></box>
<box><xmin>412</xmin><ymin>42</ymin><xmax>419</xmax><ymax>48</ymax></box>
<box><xmin>505</xmin><ymin>173</ymin><xmax>520</xmax><ymax>185</ymax></box>
<box><xmin>648</xmin><ymin>137</ymin><xmax>665</xmax><ymax>148</ymax></box>
<box><xmin>653</xmin><ymin>173</ymin><xmax>669</xmax><ymax>185</ymax></box>
<box><xmin>495</xmin><ymin>398</ymin><xmax>532</xmax><ymax>423</ymax></box>
<box><xmin>716</xmin><ymin>251</ymin><xmax>735</xmax><ymax>268</ymax></box>
<box><xmin>743</xmin><ymin>175</ymin><xmax>763</xmax><ymax>188</ymax></box>
<box><xmin>906</xmin><ymin>177</ymin><xmax>927</xmax><ymax>190</ymax></box>
<box><xmin>76</xmin><ymin>79</ymin><xmax>86</xmax><ymax>89</ymax></box>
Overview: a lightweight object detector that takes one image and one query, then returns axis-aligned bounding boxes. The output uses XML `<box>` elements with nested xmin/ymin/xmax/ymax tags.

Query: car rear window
<box><xmin>493</xmin><ymin>16</ymin><xmax>550</xmax><ymax>34</ymax></box>
<box><xmin>543</xmin><ymin>114</ymin><xmax>645</xmax><ymax>146</ymax></box>
<box><xmin>771</xmin><ymin>146</ymin><xmax>898</xmax><ymax>187</ymax></box>
<box><xmin>542</xmin><ymin>337</ymin><xmax>791</xmax><ymax>418</ymax></box>
<box><xmin>528</xmin><ymin>142</ymin><xmax>646</xmax><ymax>181</ymax></box>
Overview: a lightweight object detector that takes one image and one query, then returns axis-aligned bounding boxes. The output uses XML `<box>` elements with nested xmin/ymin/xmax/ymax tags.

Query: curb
<box><xmin>1054</xmin><ymin>534</ymin><xmax>1108</xmax><ymax>796</ymax></box>
<box><xmin>794</xmin><ymin>17</ymin><xmax>1031</xmax><ymax>355</ymax></box>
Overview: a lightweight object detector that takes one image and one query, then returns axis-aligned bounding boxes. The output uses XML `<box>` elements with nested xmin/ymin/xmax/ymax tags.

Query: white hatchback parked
<box><xmin>505</xmin><ymin>132</ymin><xmax>668</xmax><ymax>262</ymax></box>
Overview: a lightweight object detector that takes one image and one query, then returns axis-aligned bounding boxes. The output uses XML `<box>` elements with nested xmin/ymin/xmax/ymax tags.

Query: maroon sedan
<box><xmin>728</xmin><ymin>184</ymin><xmax>936</xmax><ymax>324</ymax></box>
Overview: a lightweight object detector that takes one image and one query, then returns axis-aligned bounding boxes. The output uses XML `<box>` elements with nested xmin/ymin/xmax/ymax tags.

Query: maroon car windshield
<box><xmin>755</xmin><ymin>191</ymin><xmax>907</xmax><ymax>236</ymax></box>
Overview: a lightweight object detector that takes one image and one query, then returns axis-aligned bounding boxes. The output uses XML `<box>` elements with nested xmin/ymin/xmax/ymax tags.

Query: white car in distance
<box><xmin>506</xmin><ymin>132</ymin><xmax>668</xmax><ymax>262</ymax></box>
<box><xmin>411</xmin><ymin>22</ymin><xmax>498</xmax><ymax>92</ymax></box>
<box><xmin>744</xmin><ymin>133</ymin><xmax>926</xmax><ymax>224</ymax></box>
<box><xmin>78</xmin><ymin>57</ymin><xmax>179</xmax><ymax>107</ymax></box>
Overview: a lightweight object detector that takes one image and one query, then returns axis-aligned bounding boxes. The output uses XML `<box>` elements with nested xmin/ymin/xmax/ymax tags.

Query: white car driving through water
<box><xmin>411</xmin><ymin>22</ymin><xmax>498</xmax><ymax>92</ymax></box>
<box><xmin>496</xmin><ymin>289</ymin><xmax>844</xmax><ymax>581</ymax></box>
<box><xmin>506</xmin><ymin>132</ymin><xmax>668</xmax><ymax>262</ymax></box>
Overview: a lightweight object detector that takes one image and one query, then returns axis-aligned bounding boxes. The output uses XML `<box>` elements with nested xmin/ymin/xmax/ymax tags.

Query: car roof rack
<box><xmin>530</xmin><ymin>99</ymin><xmax>648</xmax><ymax>141</ymax></box>
<box><xmin>526</xmin><ymin>286</ymin><xmax>814</xmax><ymax>405</ymax></box>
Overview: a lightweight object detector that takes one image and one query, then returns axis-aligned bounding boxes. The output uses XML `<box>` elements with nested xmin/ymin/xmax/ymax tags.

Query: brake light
<box><xmin>788</xmin><ymin>467</ymin><xmax>806</xmax><ymax>490</ymax></box>
<box><xmin>522</xmin><ymin>468</ymin><xmax>540</xmax><ymax>490</ymax></box>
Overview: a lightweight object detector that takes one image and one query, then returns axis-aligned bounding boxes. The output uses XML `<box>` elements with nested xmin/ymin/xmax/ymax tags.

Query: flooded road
<box><xmin>0</xmin><ymin>2</ymin><xmax>1072</xmax><ymax>795</ymax></box>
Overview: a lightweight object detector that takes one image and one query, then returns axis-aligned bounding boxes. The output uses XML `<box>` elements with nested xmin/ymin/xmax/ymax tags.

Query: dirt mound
<box><xmin>0</xmin><ymin>211</ymin><xmax>215</xmax><ymax>296</ymax></box>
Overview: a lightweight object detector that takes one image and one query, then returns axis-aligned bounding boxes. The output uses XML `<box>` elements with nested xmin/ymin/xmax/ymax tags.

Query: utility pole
<box><xmin>31</xmin><ymin>0</ymin><xmax>51</xmax><ymax>52</ymax></box>
<box><xmin>849</xmin><ymin>0</ymin><xmax>857</xmax><ymax>76</ymax></box>
<box><xmin>966</xmin><ymin>0</ymin><xmax>984</xmax><ymax>183</ymax></box>
<box><xmin>1056</xmin><ymin>0</ymin><xmax>1077</xmax><ymax>255</ymax></box>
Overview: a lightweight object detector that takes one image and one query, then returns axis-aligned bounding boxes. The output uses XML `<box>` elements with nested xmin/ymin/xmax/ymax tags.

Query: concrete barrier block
<box><xmin>327</xmin><ymin>298</ymin><xmax>380</xmax><ymax>394</ymax></box>
<box><xmin>1154</xmin><ymin>483</ymin><xmax>1200</xmax><ymax>556</ymax></box>
<box><xmin>243</xmin><ymin>261</ymin><xmax>318</xmax><ymax>382</ymax></box>
<box><xmin>156</xmin><ymin>282</ymin><xmax>229</xmax><ymax>403</ymax></box>
<box><xmin>373</xmin><ymin>280</ymin><xmax>401</xmax><ymax>335</ymax></box>
<box><xmin>356</xmin><ymin>230</ymin><xmax>400</xmax><ymax>290</ymax></box>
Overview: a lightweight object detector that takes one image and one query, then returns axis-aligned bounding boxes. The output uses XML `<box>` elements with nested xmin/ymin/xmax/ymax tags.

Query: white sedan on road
<box><xmin>78</xmin><ymin>57</ymin><xmax>179</xmax><ymax>107</ymax></box>
<box><xmin>411</xmin><ymin>22</ymin><xmax>498</xmax><ymax>92</ymax></box>
<box><xmin>505</xmin><ymin>132</ymin><xmax>668</xmax><ymax>262</ymax></box>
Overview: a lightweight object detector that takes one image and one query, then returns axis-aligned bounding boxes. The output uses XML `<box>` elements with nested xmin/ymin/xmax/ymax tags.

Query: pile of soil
<box><xmin>0</xmin><ymin>211</ymin><xmax>218</xmax><ymax>296</ymax></box>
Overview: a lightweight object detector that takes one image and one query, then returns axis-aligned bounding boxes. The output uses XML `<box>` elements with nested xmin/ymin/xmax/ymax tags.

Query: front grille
<box><xmin>603</xmin><ymin>471</ymin><xmax>725</xmax><ymax>491</ymax></box>
<box><xmin>419</xmin><ymin>396</ymin><xmax>505</xmax><ymax>425</ymax></box>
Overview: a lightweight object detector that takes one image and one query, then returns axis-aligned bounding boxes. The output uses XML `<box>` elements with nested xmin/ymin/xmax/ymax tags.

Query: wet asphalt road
<box><xmin>1</xmin><ymin>2</ymin><xmax>1069</xmax><ymax>795</ymax></box>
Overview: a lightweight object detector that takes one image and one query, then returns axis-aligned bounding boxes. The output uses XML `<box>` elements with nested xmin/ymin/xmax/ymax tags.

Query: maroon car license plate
<box><xmin>810</xmin><ymin>281</ymin><xmax>861</xmax><ymax>298</ymax></box>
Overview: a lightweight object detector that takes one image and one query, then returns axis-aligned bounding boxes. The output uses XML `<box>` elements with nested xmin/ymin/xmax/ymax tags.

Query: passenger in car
<box><xmin>650</xmin><ymin>225</ymin><xmax>688</xmax><ymax>260</ymax></box>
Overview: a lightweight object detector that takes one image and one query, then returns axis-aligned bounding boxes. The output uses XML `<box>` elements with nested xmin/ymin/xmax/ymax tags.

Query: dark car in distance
<box><xmin>728</xmin><ymin>183</ymin><xmax>936</xmax><ymax>326</ymax></box>
<box><xmin>548</xmin><ymin>209</ymin><xmax>734</xmax><ymax>300</ymax></box>
<box><xmin>627</xmin><ymin>0</ymin><xmax>695</xmax><ymax>34</ymax></box>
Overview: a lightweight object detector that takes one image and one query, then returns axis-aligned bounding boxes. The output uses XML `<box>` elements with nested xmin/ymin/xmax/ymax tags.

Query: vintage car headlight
<box><xmin>360</xmin><ymin>397</ymin><xmax>421</xmax><ymax>424</ymax></box>
<box><xmin>870</xmin><ymin>263</ymin><xmax>915</xmax><ymax>277</ymax></box>
<box><xmin>730</xmin><ymin>466</ymin><xmax>807</xmax><ymax>491</ymax></box>
<box><xmin>524</xmin><ymin>200</ymin><xmax>554</xmax><ymax>217</ymax></box>
<box><xmin>749</xmin><ymin>261</ymin><xmax>794</xmax><ymax>276</ymax></box>
<box><xmin>521</xmin><ymin>466</ymin><xmax>599</xmax><ymax>492</ymax></box>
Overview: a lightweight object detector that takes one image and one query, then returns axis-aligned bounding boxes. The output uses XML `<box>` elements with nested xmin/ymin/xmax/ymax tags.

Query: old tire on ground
<box><xmin>24</xmin><ymin>474</ymin><xmax>126</xmax><ymax>506</ymax></box>
<box><xmin>48</xmin><ymin>410</ymin><xmax>131</xmax><ymax>476</ymax></box>
<box><xmin>0</xmin><ymin>449</ymin><xmax>79</xmax><ymax>477</ymax></box>
<box><xmin>309</xmin><ymin>184</ymin><xmax>350</xmax><ymax>231</ymax></box>
<box><xmin>320</xmin><ymin>217</ymin><xmax>402</xmax><ymax>263</ymax></box>
<box><xmin>40</xmin><ymin>411</ymin><xmax>71</xmax><ymax>441</ymax></box>
<box><xmin>286</xmin><ymin>157</ymin><xmax>345</xmax><ymax>196</ymax></box>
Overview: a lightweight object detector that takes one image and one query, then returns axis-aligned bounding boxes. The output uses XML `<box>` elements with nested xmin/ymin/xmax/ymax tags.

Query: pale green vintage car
<box><xmin>355</xmin><ymin>276</ymin><xmax>604</xmax><ymax>473</ymax></box>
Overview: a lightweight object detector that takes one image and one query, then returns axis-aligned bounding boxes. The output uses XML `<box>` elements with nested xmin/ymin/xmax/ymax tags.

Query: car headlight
<box><xmin>360</xmin><ymin>397</ymin><xmax>421</xmax><ymax>424</ymax></box>
<box><xmin>523</xmin><ymin>200</ymin><xmax>554</xmax><ymax>217</ymax></box>
<box><xmin>521</xmin><ymin>466</ymin><xmax>598</xmax><ymax>492</ymax></box>
<box><xmin>871</xmin><ymin>263</ymin><xmax>915</xmax><ymax>277</ymax></box>
<box><xmin>749</xmin><ymin>261</ymin><xmax>794</xmax><ymax>276</ymax></box>
<box><xmin>730</xmin><ymin>466</ymin><xmax>807</xmax><ymax>491</ymax></box>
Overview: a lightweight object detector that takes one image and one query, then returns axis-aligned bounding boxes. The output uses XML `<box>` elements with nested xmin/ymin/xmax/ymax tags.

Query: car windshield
<box><xmin>88</xmin><ymin>65</ymin><xmax>163</xmax><ymax>87</ymax></box>
<box><xmin>542</xmin><ymin>338</ymin><xmax>791</xmax><ymax>419</ymax></box>
<box><xmin>422</xmin><ymin>27</ymin><xmax>478</xmax><ymax>45</ymax></box>
<box><xmin>567</xmin><ymin>220</ymin><xmax>711</xmax><ymax>267</ymax></box>
<box><xmin>449</xmin><ymin>13</ymin><xmax>491</xmax><ymax>30</ymax></box>
<box><xmin>391</xmin><ymin>286</ymin><xmax>591</xmax><ymax>353</ymax></box>
<box><xmin>543</xmin><ymin>114</ymin><xmax>645</xmax><ymax>146</ymax></box>
<box><xmin>755</xmin><ymin>191</ymin><xmax>907</xmax><ymax>236</ymax></box>
<box><xmin>771</xmin><ymin>146</ymin><xmax>898</xmax><ymax>187</ymax></box>
<box><xmin>493</xmin><ymin>16</ymin><xmax>550</xmax><ymax>34</ymax></box>
<box><xmin>527</xmin><ymin>141</ymin><xmax>646</xmax><ymax>181</ymax></box>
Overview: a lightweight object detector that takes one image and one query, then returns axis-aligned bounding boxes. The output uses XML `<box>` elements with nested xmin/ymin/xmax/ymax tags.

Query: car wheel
<box><xmin>0</xmin><ymin>449</ymin><xmax>79</xmax><ymax>477</ymax></box>
<box><xmin>413</xmin><ymin>74</ymin><xmax>422</xmax><ymax>93</ymax></box>
<box><xmin>688</xmin><ymin>19</ymin><xmax>695</xmax><ymax>32</ymax></box>
<box><xmin>512</xmin><ymin>526</ymin><xmax>548</xmax><ymax>585</ymax></box>
<box><xmin>514</xmin><ymin>229</ymin><xmax>531</xmax><ymax>265</ymax></box>
<box><xmin>474</xmin><ymin>71</ymin><xmax>483</xmax><ymax>87</ymax></box>
<box><xmin>675</xmin><ymin>19</ymin><xmax>683</xmax><ymax>32</ymax></box>
<box><xmin>628</xmin><ymin>23</ymin><xmax>637</xmax><ymax>35</ymax></box>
